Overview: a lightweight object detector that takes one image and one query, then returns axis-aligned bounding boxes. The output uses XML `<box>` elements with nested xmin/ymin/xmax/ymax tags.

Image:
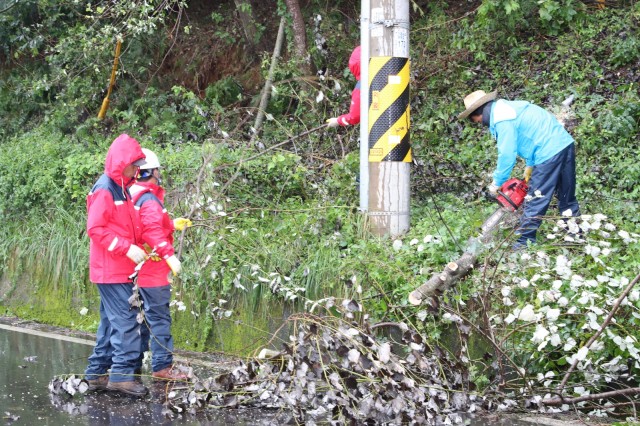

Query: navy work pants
<box><xmin>85</xmin><ymin>283</ymin><xmax>143</xmax><ymax>382</ymax></box>
<box><xmin>516</xmin><ymin>143</ymin><xmax>580</xmax><ymax>245</ymax></box>
<box><xmin>139</xmin><ymin>285</ymin><xmax>174</xmax><ymax>372</ymax></box>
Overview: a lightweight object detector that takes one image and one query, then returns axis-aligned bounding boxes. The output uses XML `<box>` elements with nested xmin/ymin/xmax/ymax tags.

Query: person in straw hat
<box><xmin>458</xmin><ymin>90</ymin><xmax>581</xmax><ymax>249</ymax></box>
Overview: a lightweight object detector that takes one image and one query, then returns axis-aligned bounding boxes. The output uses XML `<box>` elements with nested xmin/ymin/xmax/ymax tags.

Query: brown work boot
<box><xmin>152</xmin><ymin>365</ymin><xmax>189</xmax><ymax>381</ymax></box>
<box><xmin>86</xmin><ymin>375</ymin><xmax>109</xmax><ymax>392</ymax></box>
<box><xmin>106</xmin><ymin>380</ymin><xmax>148</xmax><ymax>397</ymax></box>
<box><xmin>134</xmin><ymin>368</ymin><xmax>143</xmax><ymax>384</ymax></box>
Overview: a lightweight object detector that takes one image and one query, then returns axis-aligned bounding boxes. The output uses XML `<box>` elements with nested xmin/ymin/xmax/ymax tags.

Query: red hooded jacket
<box><xmin>129</xmin><ymin>181</ymin><xmax>175</xmax><ymax>287</ymax></box>
<box><xmin>87</xmin><ymin>134</ymin><xmax>145</xmax><ymax>284</ymax></box>
<box><xmin>337</xmin><ymin>46</ymin><xmax>361</xmax><ymax>126</ymax></box>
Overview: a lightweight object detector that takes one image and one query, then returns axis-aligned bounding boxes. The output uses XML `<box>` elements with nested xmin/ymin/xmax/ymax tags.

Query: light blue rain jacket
<box><xmin>489</xmin><ymin>99</ymin><xmax>574</xmax><ymax>186</ymax></box>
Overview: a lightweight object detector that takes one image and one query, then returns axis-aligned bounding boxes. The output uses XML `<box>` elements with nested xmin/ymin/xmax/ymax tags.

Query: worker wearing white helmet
<box><xmin>129</xmin><ymin>148</ymin><xmax>192</xmax><ymax>381</ymax></box>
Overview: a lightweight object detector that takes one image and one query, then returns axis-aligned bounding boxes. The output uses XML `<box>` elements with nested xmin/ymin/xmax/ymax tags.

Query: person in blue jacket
<box><xmin>458</xmin><ymin>90</ymin><xmax>581</xmax><ymax>248</ymax></box>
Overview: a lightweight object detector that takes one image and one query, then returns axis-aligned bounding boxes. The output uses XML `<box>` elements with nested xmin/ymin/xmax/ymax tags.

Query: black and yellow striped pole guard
<box><xmin>97</xmin><ymin>39</ymin><xmax>122</xmax><ymax>120</ymax></box>
<box><xmin>368</xmin><ymin>56</ymin><xmax>411</xmax><ymax>163</ymax></box>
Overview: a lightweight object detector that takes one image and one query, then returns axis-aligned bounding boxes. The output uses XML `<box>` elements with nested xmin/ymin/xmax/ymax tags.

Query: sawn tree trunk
<box><xmin>408</xmin><ymin>207</ymin><xmax>518</xmax><ymax>306</ymax></box>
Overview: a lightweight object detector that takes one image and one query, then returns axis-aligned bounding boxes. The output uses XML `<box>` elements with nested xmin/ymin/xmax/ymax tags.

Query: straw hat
<box><xmin>457</xmin><ymin>90</ymin><xmax>497</xmax><ymax>119</ymax></box>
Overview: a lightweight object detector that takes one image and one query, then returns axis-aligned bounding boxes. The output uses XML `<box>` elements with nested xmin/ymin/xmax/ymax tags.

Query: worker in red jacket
<box><xmin>129</xmin><ymin>148</ymin><xmax>191</xmax><ymax>382</ymax></box>
<box><xmin>84</xmin><ymin>134</ymin><xmax>149</xmax><ymax>397</ymax></box>
<box><xmin>326</xmin><ymin>46</ymin><xmax>361</xmax><ymax>128</ymax></box>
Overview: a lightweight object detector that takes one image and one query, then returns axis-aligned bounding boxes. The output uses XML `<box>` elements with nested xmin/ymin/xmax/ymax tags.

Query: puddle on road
<box><xmin>0</xmin><ymin>326</ymin><xmax>291</xmax><ymax>425</ymax></box>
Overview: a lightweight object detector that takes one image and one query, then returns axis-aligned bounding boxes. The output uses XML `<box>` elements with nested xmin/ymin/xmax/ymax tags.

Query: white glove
<box><xmin>488</xmin><ymin>182</ymin><xmax>499</xmax><ymax>196</ymax></box>
<box><xmin>126</xmin><ymin>245</ymin><xmax>147</xmax><ymax>264</ymax></box>
<box><xmin>166</xmin><ymin>255</ymin><xmax>182</xmax><ymax>276</ymax></box>
<box><xmin>326</xmin><ymin>117</ymin><xmax>339</xmax><ymax>128</ymax></box>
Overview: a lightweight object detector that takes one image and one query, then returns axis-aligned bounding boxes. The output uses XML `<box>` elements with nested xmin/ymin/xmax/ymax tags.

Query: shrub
<box><xmin>0</xmin><ymin>128</ymin><xmax>70</xmax><ymax>216</ymax></box>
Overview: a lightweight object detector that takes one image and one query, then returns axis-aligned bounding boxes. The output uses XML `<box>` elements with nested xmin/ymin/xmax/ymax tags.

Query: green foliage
<box><xmin>458</xmin><ymin>0</ymin><xmax>585</xmax><ymax>61</ymax></box>
<box><xmin>111</xmin><ymin>86</ymin><xmax>212</xmax><ymax>144</ymax></box>
<box><xmin>204</xmin><ymin>76</ymin><xmax>242</xmax><ymax>109</ymax></box>
<box><xmin>0</xmin><ymin>71</ymin><xmax>44</xmax><ymax>139</ymax></box>
<box><xmin>609</xmin><ymin>34</ymin><xmax>640</xmax><ymax>67</ymax></box>
<box><xmin>0</xmin><ymin>0</ymin><xmax>188</xmax><ymax>138</ymax></box>
<box><xmin>599</xmin><ymin>91</ymin><xmax>640</xmax><ymax>142</ymax></box>
<box><xmin>322</xmin><ymin>151</ymin><xmax>359</xmax><ymax>204</ymax></box>
<box><xmin>210</xmin><ymin>11</ymin><xmax>238</xmax><ymax>45</ymax></box>
<box><xmin>63</xmin><ymin>151</ymin><xmax>105</xmax><ymax>202</ymax></box>
<box><xmin>476</xmin><ymin>0</ymin><xmax>584</xmax><ymax>37</ymax></box>
<box><xmin>242</xmin><ymin>153</ymin><xmax>310</xmax><ymax>201</ymax></box>
<box><xmin>537</xmin><ymin>0</ymin><xmax>581</xmax><ymax>34</ymax></box>
<box><xmin>0</xmin><ymin>128</ymin><xmax>70</xmax><ymax>215</ymax></box>
<box><xmin>0</xmin><ymin>1</ymin><xmax>82</xmax><ymax>59</ymax></box>
<box><xmin>574</xmin><ymin>90</ymin><xmax>640</xmax><ymax>199</ymax></box>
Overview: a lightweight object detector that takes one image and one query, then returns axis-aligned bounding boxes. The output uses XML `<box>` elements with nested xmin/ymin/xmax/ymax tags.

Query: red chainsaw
<box><xmin>495</xmin><ymin>178</ymin><xmax>529</xmax><ymax>211</ymax></box>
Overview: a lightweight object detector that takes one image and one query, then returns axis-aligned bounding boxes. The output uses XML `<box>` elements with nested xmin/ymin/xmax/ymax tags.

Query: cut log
<box><xmin>408</xmin><ymin>207</ymin><xmax>517</xmax><ymax>306</ymax></box>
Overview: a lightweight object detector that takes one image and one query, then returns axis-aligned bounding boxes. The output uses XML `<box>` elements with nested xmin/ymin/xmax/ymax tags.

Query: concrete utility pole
<box><xmin>359</xmin><ymin>0</ymin><xmax>370</xmax><ymax>212</ymax></box>
<box><xmin>366</xmin><ymin>0</ymin><xmax>411</xmax><ymax>237</ymax></box>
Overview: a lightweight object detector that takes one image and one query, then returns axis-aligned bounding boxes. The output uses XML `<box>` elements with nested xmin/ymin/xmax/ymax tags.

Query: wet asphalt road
<box><xmin>0</xmin><ymin>326</ymin><xmax>291</xmax><ymax>425</ymax></box>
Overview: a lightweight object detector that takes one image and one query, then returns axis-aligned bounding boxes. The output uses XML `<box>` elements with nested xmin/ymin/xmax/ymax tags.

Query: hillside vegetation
<box><xmin>1</xmin><ymin>0</ymin><xmax>640</xmax><ymax>419</ymax></box>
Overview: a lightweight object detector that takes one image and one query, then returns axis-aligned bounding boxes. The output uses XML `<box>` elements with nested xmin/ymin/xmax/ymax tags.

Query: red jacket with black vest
<box><xmin>129</xmin><ymin>181</ymin><xmax>175</xmax><ymax>287</ymax></box>
<box><xmin>87</xmin><ymin>134</ymin><xmax>145</xmax><ymax>284</ymax></box>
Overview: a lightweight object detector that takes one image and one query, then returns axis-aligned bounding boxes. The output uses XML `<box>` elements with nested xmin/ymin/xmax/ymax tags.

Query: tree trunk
<box><xmin>408</xmin><ymin>208</ymin><xmax>518</xmax><ymax>306</ymax></box>
<box><xmin>234</xmin><ymin>0</ymin><xmax>258</xmax><ymax>52</ymax></box>
<box><xmin>284</xmin><ymin>0</ymin><xmax>311</xmax><ymax>75</ymax></box>
<box><xmin>250</xmin><ymin>16</ymin><xmax>286</xmax><ymax>145</ymax></box>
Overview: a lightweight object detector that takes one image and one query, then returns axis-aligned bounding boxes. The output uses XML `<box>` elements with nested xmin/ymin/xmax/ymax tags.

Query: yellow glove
<box><xmin>166</xmin><ymin>255</ymin><xmax>182</xmax><ymax>276</ymax></box>
<box><xmin>524</xmin><ymin>166</ymin><xmax>533</xmax><ymax>182</ymax></box>
<box><xmin>326</xmin><ymin>117</ymin><xmax>339</xmax><ymax>128</ymax></box>
<box><xmin>173</xmin><ymin>217</ymin><xmax>192</xmax><ymax>231</ymax></box>
<box><xmin>143</xmin><ymin>244</ymin><xmax>161</xmax><ymax>261</ymax></box>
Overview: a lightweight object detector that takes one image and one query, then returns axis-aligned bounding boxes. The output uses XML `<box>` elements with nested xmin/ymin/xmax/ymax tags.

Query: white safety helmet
<box><xmin>139</xmin><ymin>148</ymin><xmax>161</xmax><ymax>170</ymax></box>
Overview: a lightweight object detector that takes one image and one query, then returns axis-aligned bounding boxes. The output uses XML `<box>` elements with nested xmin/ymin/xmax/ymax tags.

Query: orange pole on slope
<box><xmin>97</xmin><ymin>39</ymin><xmax>122</xmax><ymax>120</ymax></box>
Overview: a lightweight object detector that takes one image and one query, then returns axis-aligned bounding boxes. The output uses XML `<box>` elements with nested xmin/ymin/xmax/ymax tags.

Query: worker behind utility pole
<box><xmin>129</xmin><ymin>148</ymin><xmax>192</xmax><ymax>382</ymax></box>
<box><xmin>326</xmin><ymin>46</ymin><xmax>361</xmax><ymax>128</ymax></box>
<box><xmin>458</xmin><ymin>90</ymin><xmax>581</xmax><ymax>249</ymax></box>
<box><xmin>84</xmin><ymin>134</ymin><xmax>149</xmax><ymax>397</ymax></box>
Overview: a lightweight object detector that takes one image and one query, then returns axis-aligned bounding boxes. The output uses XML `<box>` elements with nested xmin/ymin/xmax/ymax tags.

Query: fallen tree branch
<box><xmin>176</xmin><ymin>152</ymin><xmax>214</xmax><ymax>259</ymax></box>
<box><xmin>0</xmin><ymin>0</ymin><xmax>19</xmax><ymax>15</ymax></box>
<box><xmin>233</xmin><ymin>124</ymin><xmax>327</xmax><ymax>166</ymax></box>
<box><xmin>408</xmin><ymin>207</ymin><xmax>516</xmax><ymax>305</ymax></box>
<box><xmin>175</xmin><ymin>124</ymin><xmax>327</xmax><ymax>256</ymax></box>
<box><xmin>557</xmin><ymin>271</ymin><xmax>640</xmax><ymax>393</ymax></box>
<box><xmin>542</xmin><ymin>387</ymin><xmax>640</xmax><ymax>406</ymax></box>
<box><xmin>369</xmin><ymin>321</ymin><xmax>407</xmax><ymax>331</ymax></box>
<box><xmin>441</xmin><ymin>305</ymin><xmax>535</xmax><ymax>396</ymax></box>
